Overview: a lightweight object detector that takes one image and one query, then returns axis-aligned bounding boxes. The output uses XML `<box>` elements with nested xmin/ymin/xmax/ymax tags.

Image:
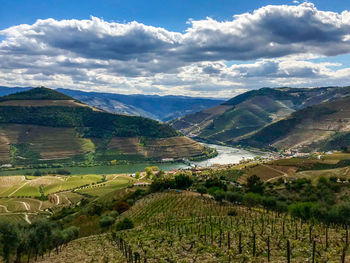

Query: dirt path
<box><xmin>38</xmin><ymin>200</ymin><xmax>43</xmax><ymax>211</ymax></box>
<box><xmin>64</xmin><ymin>196</ymin><xmax>71</xmax><ymax>205</ymax></box>
<box><xmin>24</xmin><ymin>214</ymin><xmax>31</xmax><ymax>224</ymax></box>
<box><xmin>263</xmin><ymin>164</ymin><xmax>288</xmax><ymax>182</ymax></box>
<box><xmin>8</xmin><ymin>181</ymin><xmax>28</xmax><ymax>197</ymax></box>
<box><xmin>19</xmin><ymin>201</ymin><xmax>30</xmax><ymax>211</ymax></box>
<box><xmin>54</xmin><ymin>194</ymin><xmax>60</xmax><ymax>205</ymax></box>
<box><xmin>0</xmin><ymin>204</ymin><xmax>9</xmax><ymax>213</ymax></box>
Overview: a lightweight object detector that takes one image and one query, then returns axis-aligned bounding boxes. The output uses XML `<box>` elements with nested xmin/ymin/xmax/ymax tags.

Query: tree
<box><xmin>246</xmin><ymin>175</ymin><xmax>264</xmax><ymax>194</ymax></box>
<box><xmin>100</xmin><ymin>215</ymin><xmax>115</xmax><ymax>229</ymax></box>
<box><xmin>0</xmin><ymin>222</ymin><xmax>19</xmax><ymax>263</ymax></box>
<box><xmin>174</xmin><ymin>174</ymin><xmax>193</xmax><ymax>189</ymax></box>
<box><xmin>145</xmin><ymin>167</ymin><xmax>154</xmax><ymax>178</ymax></box>
<box><xmin>197</xmin><ymin>185</ymin><xmax>207</xmax><ymax>196</ymax></box>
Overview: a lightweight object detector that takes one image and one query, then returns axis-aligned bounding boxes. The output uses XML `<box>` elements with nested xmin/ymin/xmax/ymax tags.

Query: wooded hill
<box><xmin>0</xmin><ymin>87</ymin><xmax>212</xmax><ymax>165</ymax></box>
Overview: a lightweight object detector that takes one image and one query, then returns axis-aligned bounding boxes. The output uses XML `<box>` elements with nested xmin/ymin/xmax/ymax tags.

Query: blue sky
<box><xmin>0</xmin><ymin>0</ymin><xmax>348</xmax><ymax>31</ymax></box>
<box><xmin>0</xmin><ymin>1</ymin><xmax>350</xmax><ymax>97</ymax></box>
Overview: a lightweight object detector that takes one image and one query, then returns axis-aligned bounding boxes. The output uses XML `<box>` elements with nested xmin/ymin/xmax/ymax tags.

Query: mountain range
<box><xmin>170</xmin><ymin>86</ymin><xmax>350</xmax><ymax>152</ymax></box>
<box><xmin>0</xmin><ymin>87</ymin><xmax>213</xmax><ymax>165</ymax></box>
<box><xmin>0</xmin><ymin>87</ymin><xmax>223</xmax><ymax>122</ymax></box>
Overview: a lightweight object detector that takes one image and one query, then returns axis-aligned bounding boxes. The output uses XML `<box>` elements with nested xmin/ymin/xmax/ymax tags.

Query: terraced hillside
<box><xmin>0</xmin><ymin>87</ymin><xmax>212</xmax><ymax>164</ymax></box>
<box><xmin>170</xmin><ymin>86</ymin><xmax>350</xmax><ymax>146</ymax></box>
<box><xmin>238</xmin><ymin>96</ymin><xmax>350</xmax><ymax>152</ymax></box>
<box><xmin>110</xmin><ymin>192</ymin><xmax>350</xmax><ymax>262</ymax></box>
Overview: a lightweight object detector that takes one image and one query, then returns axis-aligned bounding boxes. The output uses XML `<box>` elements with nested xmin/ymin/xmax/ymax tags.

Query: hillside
<box><xmin>169</xmin><ymin>86</ymin><xmax>350</xmax><ymax>146</ymax></box>
<box><xmin>237</xmin><ymin>96</ymin><xmax>350</xmax><ymax>152</ymax></box>
<box><xmin>0</xmin><ymin>87</ymin><xmax>224</xmax><ymax>121</ymax></box>
<box><xmin>0</xmin><ymin>87</ymin><xmax>212</xmax><ymax>165</ymax></box>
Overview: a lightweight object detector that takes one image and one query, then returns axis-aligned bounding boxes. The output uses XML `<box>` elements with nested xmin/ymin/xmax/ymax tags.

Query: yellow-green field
<box><xmin>0</xmin><ymin>173</ymin><xmax>135</xmax><ymax>223</ymax></box>
<box><xmin>76</xmin><ymin>175</ymin><xmax>133</xmax><ymax>197</ymax></box>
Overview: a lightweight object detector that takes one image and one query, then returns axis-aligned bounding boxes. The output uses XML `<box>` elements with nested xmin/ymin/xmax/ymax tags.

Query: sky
<box><xmin>0</xmin><ymin>0</ymin><xmax>350</xmax><ymax>98</ymax></box>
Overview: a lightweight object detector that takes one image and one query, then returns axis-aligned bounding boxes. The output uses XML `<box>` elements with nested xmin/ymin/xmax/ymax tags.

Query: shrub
<box><xmin>99</xmin><ymin>215</ymin><xmax>115</xmax><ymax>229</ymax></box>
<box><xmin>116</xmin><ymin>218</ymin><xmax>134</xmax><ymax>231</ymax></box>
<box><xmin>174</xmin><ymin>174</ymin><xmax>193</xmax><ymax>189</ymax></box>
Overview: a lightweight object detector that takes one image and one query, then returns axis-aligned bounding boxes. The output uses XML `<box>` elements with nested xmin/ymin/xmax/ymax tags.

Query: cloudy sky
<box><xmin>1</xmin><ymin>0</ymin><xmax>350</xmax><ymax>98</ymax></box>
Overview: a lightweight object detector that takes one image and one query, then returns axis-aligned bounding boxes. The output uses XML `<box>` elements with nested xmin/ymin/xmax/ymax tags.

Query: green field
<box><xmin>0</xmin><ymin>173</ymin><xmax>136</xmax><ymax>223</ymax></box>
<box><xmin>76</xmin><ymin>176</ymin><xmax>134</xmax><ymax>197</ymax></box>
<box><xmin>0</xmin><ymin>162</ymin><xmax>188</xmax><ymax>176</ymax></box>
<box><xmin>43</xmin><ymin>174</ymin><xmax>102</xmax><ymax>194</ymax></box>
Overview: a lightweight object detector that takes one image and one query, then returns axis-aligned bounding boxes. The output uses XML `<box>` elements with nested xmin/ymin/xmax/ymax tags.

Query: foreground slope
<box><xmin>170</xmin><ymin>86</ymin><xmax>350</xmax><ymax>146</ymax></box>
<box><xmin>238</xmin><ymin>96</ymin><xmax>350</xmax><ymax>152</ymax></box>
<box><xmin>0</xmin><ymin>87</ymin><xmax>210</xmax><ymax>164</ymax></box>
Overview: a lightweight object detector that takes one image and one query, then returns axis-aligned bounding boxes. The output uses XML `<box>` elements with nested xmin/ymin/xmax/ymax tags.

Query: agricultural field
<box><xmin>0</xmin><ymin>173</ymin><xmax>136</xmax><ymax>224</ymax></box>
<box><xmin>238</xmin><ymin>152</ymin><xmax>350</xmax><ymax>184</ymax></box>
<box><xmin>113</xmin><ymin>192</ymin><xmax>350</xmax><ymax>262</ymax></box>
<box><xmin>35</xmin><ymin>234</ymin><xmax>125</xmax><ymax>263</ymax></box>
<box><xmin>76</xmin><ymin>175</ymin><xmax>134</xmax><ymax>197</ymax></box>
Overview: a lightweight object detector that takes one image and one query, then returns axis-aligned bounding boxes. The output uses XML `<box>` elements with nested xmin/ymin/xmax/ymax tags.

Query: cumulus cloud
<box><xmin>1</xmin><ymin>3</ymin><xmax>350</xmax><ymax>97</ymax></box>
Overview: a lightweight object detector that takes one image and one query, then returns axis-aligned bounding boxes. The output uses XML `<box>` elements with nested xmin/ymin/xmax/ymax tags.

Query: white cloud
<box><xmin>1</xmin><ymin>3</ymin><xmax>350</xmax><ymax>97</ymax></box>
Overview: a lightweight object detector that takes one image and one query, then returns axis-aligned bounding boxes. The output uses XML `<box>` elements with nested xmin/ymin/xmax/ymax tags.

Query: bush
<box><xmin>116</xmin><ymin>218</ymin><xmax>134</xmax><ymax>231</ymax></box>
<box><xmin>225</xmin><ymin>191</ymin><xmax>243</xmax><ymax>203</ymax></box>
<box><xmin>99</xmin><ymin>215</ymin><xmax>115</xmax><ymax>228</ymax></box>
<box><xmin>174</xmin><ymin>174</ymin><xmax>193</xmax><ymax>189</ymax></box>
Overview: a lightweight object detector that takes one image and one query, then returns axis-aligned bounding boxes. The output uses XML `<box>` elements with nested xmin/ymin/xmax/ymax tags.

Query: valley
<box><xmin>0</xmin><ymin>86</ymin><xmax>350</xmax><ymax>262</ymax></box>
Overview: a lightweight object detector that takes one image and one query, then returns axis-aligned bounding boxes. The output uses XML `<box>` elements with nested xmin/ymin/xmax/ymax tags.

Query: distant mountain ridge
<box><xmin>238</xmin><ymin>95</ymin><xmax>350</xmax><ymax>152</ymax></box>
<box><xmin>169</xmin><ymin>86</ymin><xmax>350</xmax><ymax>152</ymax></box>
<box><xmin>0</xmin><ymin>87</ymin><xmax>213</xmax><ymax>165</ymax></box>
<box><xmin>0</xmin><ymin>87</ymin><xmax>224</xmax><ymax>121</ymax></box>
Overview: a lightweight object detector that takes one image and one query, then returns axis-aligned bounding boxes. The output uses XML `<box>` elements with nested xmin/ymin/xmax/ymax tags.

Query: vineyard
<box><xmin>112</xmin><ymin>192</ymin><xmax>350</xmax><ymax>262</ymax></box>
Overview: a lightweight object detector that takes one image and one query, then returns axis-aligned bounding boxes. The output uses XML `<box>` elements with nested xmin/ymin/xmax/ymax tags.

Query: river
<box><xmin>0</xmin><ymin>144</ymin><xmax>260</xmax><ymax>176</ymax></box>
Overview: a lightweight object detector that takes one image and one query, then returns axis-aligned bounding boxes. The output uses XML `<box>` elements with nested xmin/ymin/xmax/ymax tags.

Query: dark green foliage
<box><xmin>211</xmin><ymin>188</ymin><xmax>226</xmax><ymax>202</ymax></box>
<box><xmin>0</xmin><ymin>222</ymin><xmax>19</xmax><ymax>263</ymax></box>
<box><xmin>246</xmin><ymin>175</ymin><xmax>264</xmax><ymax>194</ymax></box>
<box><xmin>116</xmin><ymin>218</ymin><xmax>134</xmax><ymax>231</ymax></box>
<box><xmin>225</xmin><ymin>191</ymin><xmax>243</xmax><ymax>203</ymax></box>
<box><xmin>0</xmin><ymin>106</ymin><xmax>178</xmax><ymax>138</ymax></box>
<box><xmin>196</xmin><ymin>185</ymin><xmax>207</xmax><ymax>195</ymax></box>
<box><xmin>174</xmin><ymin>174</ymin><xmax>193</xmax><ymax>189</ymax></box>
<box><xmin>0</xmin><ymin>220</ymin><xmax>79</xmax><ymax>263</ymax></box>
<box><xmin>150</xmin><ymin>174</ymin><xmax>193</xmax><ymax>192</ymax></box>
<box><xmin>205</xmin><ymin>178</ymin><xmax>227</xmax><ymax>191</ymax></box>
<box><xmin>0</xmin><ymin>87</ymin><xmax>72</xmax><ymax>101</ymax></box>
<box><xmin>99</xmin><ymin>215</ymin><xmax>115</xmax><ymax>228</ymax></box>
